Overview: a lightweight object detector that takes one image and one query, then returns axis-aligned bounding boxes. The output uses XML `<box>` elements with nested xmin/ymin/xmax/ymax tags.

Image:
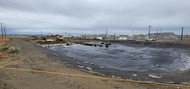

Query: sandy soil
<box><xmin>0</xmin><ymin>38</ymin><xmax>188</xmax><ymax>89</ymax></box>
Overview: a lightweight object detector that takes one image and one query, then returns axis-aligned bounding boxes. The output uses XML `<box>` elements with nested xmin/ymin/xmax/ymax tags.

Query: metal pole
<box><xmin>4</xmin><ymin>26</ymin><xmax>6</xmax><ymax>38</ymax></box>
<box><xmin>41</xmin><ymin>31</ymin><xmax>42</xmax><ymax>36</ymax></box>
<box><xmin>114</xmin><ymin>33</ymin><xmax>115</xmax><ymax>40</ymax></box>
<box><xmin>105</xmin><ymin>28</ymin><xmax>108</xmax><ymax>38</ymax></box>
<box><xmin>148</xmin><ymin>25</ymin><xmax>151</xmax><ymax>38</ymax></box>
<box><xmin>181</xmin><ymin>27</ymin><xmax>184</xmax><ymax>40</ymax></box>
<box><xmin>65</xmin><ymin>32</ymin><xmax>67</xmax><ymax>37</ymax></box>
<box><xmin>161</xmin><ymin>28</ymin><xmax>162</xmax><ymax>34</ymax></box>
<box><xmin>1</xmin><ymin>23</ymin><xmax>3</xmax><ymax>39</ymax></box>
<box><xmin>187</xmin><ymin>32</ymin><xmax>188</xmax><ymax>38</ymax></box>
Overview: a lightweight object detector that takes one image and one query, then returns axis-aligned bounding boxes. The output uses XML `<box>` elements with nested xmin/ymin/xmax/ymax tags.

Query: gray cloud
<box><xmin>0</xmin><ymin>0</ymin><xmax>189</xmax><ymax>34</ymax></box>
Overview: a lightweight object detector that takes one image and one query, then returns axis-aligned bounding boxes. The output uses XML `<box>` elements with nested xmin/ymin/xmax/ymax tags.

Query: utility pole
<box><xmin>1</xmin><ymin>22</ymin><xmax>3</xmax><ymax>39</ymax></box>
<box><xmin>181</xmin><ymin>27</ymin><xmax>184</xmax><ymax>40</ymax></box>
<box><xmin>85</xmin><ymin>34</ymin><xmax>86</xmax><ymax>39</ymax></box>
<box><xmin>40</xmin><ymin>31</ymin><xmax>42</xmax><ymax>36</ymax></box>
<box><xmin>113</xmin><ymin>33</ymin><xmax>116</xmax><ymax>40</ymax></box>
<box><xmin>132</xmin><ymin>30</ymin><xmax>134</xmax><ymax>36</ymax></box>
<box><xmin>4</xmin><ymin>26</ymin><xmax>6</xmax><ymax>38</ymax></box>
<box><xmin>186</xmin><ymin>32</ymin><xmax>188</xmax><ymax>38</ymax></box>
<box><xmin>65</xmin><ymin>32</ymin><xmax>67</xmax><ymax>37</ymax></box>
<box><xmin>160</xmin><ymin>28</ymin><xmax>162</xmax><ymax>34</ymax></box>
<box><xmin>105</xmin><ymin>28</ymin><xmax>108</xmax><ymax>38</ymax></box>
<box><xmin>148</xmin><ymin>25</ymin><xmax>151</xmax><ymax>38</ymax></box>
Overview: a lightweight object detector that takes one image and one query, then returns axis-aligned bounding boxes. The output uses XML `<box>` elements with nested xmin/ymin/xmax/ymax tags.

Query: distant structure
<box><xmin>96</xmin><ymin>37</ymin><xmax>103</xmax><ymax>40</ymax></box>
<box><xmin>46</xmin><ymin>38</ymin><xmax>56</xmax><ymax>42</ymax></box>
<box><xmin>47</xmin><ymin>32</ymin><xmax>53</xmax><ymax>36</ymax></box>
<box><xmin>56</xmin><ymin>35</ymin><xmax>64</xmax><ymax>42</ymax></box>
<box><xmin>118</xmin><ymin>37</ymin><xmax>128</xmax><ymax>40</ymax></box>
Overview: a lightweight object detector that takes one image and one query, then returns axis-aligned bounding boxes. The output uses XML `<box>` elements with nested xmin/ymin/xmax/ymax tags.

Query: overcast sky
<box><xmin>0</xmin><ymin>0</ymin><xmax>190</xmax><ymax>35</ymax></box>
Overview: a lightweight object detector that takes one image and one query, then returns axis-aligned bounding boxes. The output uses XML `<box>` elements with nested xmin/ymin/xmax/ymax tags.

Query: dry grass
<box><xmin>0</xmin><ymin>38</ymin><xmax>9</xmax><ymax>57</ymax></box>
<box><xmin>0</xmin><ymin>39</ymin><xmax>8</xmax><ymax>46</ymax></box>
<box><xmin>0</xmin><ymin>36</ymin><xmax>25</xmax><ymax>57</ymax></box>
<box><xmin>178</xmin><ymin>40</ymin><xmax>190</xmax><ymax>44</ymax></box>
<box><xmin>6</xmin><ymin>36</ymin><xmax>28</xmax><ymax>39</ymax></box>
<box><xmin>0</xmin><ymin>35</ymin><xmax>28</xmax><ymax>46</ymax></box>
<box><xmin>0</xmin><ymin>35</ymin><xmax>28</xmax><ymax>39</ymax></box>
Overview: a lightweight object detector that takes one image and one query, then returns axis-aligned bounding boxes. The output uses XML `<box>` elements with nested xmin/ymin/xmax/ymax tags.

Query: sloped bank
<box><xmin>108</xmin><ymin>40</ymin><xmax>190</xmax><ymax>48</ymax></box>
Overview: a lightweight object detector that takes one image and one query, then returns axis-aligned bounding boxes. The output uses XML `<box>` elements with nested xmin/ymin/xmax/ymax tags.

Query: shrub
<box><xmin>7</xmin><ymin>46</ymin><xmax>19</xmax><ymax>54</ymax></box>
<box><xmin>0</xmin><ymin>45</ymin><xmax>9</xmax><ymax>51</ymax></box>
<box><xmin>0</xmin><ymin>45</ymin><xmax>19</xmax><ymax>54</ymax></box>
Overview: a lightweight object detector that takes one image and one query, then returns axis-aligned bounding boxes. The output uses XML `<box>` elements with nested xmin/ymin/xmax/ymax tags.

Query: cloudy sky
<box><xmin>0</xmin><ymin>0</ymin><xmax>190</xmax><ymax>35</ymax></box>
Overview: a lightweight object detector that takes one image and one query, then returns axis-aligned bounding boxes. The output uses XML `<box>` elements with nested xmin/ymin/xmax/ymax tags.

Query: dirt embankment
<box><xmin>108</xmin><ymin>40</ymin><xmax>190</xmax><ymax>48</ymax></box>
<box><xmin>0</xmin><ymin>38</ymin><xmax>189</xmax><ymax>89</ymax></box>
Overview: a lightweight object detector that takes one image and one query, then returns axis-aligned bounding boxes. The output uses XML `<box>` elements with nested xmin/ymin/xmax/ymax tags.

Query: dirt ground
<box><xmin>0</xmin><ymin>38</ymin><xmax>189</xmax><ymax>89</ymax></box>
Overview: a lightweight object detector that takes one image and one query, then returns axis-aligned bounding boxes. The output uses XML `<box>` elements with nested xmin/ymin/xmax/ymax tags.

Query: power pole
<box><xmin>41</xmin><ymin>31</ymin><xmax>42</xmax><ymax>36</ymax></box>
<box><xmin>148</xmin><ymin>25</ymin><xmax>151</xmax><ymax>38</ymax></box>
<box><xmin>181</xmin><ymin>27</ymin><xmax>184</xmax><ymax>40</ymax></box>
<box><xmin>132</xmin><ymin>29</ymin><xmax>134</xmax><ymax>36</ymax></box>
<box><xmin>160</xmin><ymin>28</ymin><xmax>162</xmax><ymax>34</ymax></box>
<box><xmin>4</xmin><ymin>26</ymin><xmax>6</xmax><ymax>38</ymax></box>
<box><xmin>105</xmin><ymin>28</ymin><xmax>108</xmax><ymax>38</ymax></box>
<box><xmin>85</xmin><ymin>34</ymin><xmax>86</xmax><ymax>39</ymax></box>
<box><xmin>113</xmin><ymin>33</ymin><xmax>115</xmax><ymax>40</ymax></box>
<box><xmin>186</xmin><ymin>32</ymin><xmax>188</xmax><ymax>38</ymax></box>
<box><xmin>65</xmin><ymin>32</ymin><xmax>67</xmax><ymax>37</ymax></box>
<box><xmin>1</xmin><ymin>22</ymin><xmax>3</xmax><ymax>39</ymax></box>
